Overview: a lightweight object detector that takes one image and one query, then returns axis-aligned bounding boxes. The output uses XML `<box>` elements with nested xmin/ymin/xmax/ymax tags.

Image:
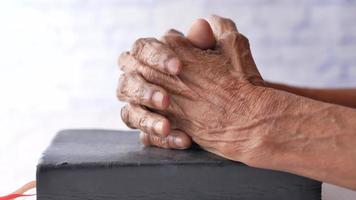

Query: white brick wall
<box><xmin>0</xmin><ymin>0</ymin><xmax>355</xmax><ymax>199</ymax></box>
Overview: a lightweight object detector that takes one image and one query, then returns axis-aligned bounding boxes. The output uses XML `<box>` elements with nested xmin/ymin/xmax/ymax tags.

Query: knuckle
<box><xmin>116</xmin><ymin>72</ymin><xmax>148</xmax><ymax>103</ymax></box>
<box><xmin>160</xmin><ymin>35</ymin><xmax>170</xmax><ymax>44</ymax></box>
<box><xmin>138</xmin><ymin>115</ymin><xmax>149</xmax><ymax>130</ymax></box>
<box><xmin>165</xmin><ymin>28</ymin><xmax>183</xmax><ymax>36</ymax></box>
<box><xmin>118</xmin><ymin>51</ymin><xmax>129</xmax><ymax>67</ymax></box>
<box><xmin>131</xmin><ymin>38</ymin><xmax>146</xmax><ymax>56</ymax></box>
<box><xmin>161</xmin><ymin>34</ymin><xmax>182</xmax><ymax>45</ymax></box>
<box><xmin>150</xmin><ymin>51</ymin><xmax>161</xmax><ymax>65</ymax></box>
<box><xmin>158</xmin><ymin>137</ymin><xmax>169</xmax><ymax>148</ymax></box>
<box><xmin>120</xmin><ymin>105</ymin><xmax>134</xmax><ymax>129</ymax></box>
<box><xmin>120</xmin><ymin>53</ymin><xmax>142</xmax><ymax>73</ymax></box>
<box><xmin>133</xmin><ymin>38</ymin><xmax>146</xmax><ymax>47</ymax></box>
<box><xmin>120</xmin><ymin>105</ymin><xmax>129</xmax><ymax>123</ymax></box>
<box><xmin>128</xmin><ymin>72</ymin><xmax>150</xmax><ymax>103</ymax></box>
<box><xmin>116</xmin><ymin>75</ymin><xmax>126</xmax><ymax>99</ymax></box>
<box><xmin>160</xmin><ymin>35</ymin><xmax>169</xmax><ymax>45</ymax></box>
<box><xmin>136</xmin><ymin>86</ymin><xmax>149</xmax><ymax>103</ymax></box>
<box><xmin>131</xmin><ymin>37</ymin><xmax>157</xmax><ymax>56</ymax></box>
<box><xmin>146</xmin><ymin>37</ymin><xmax>158</xmax><ymax>43</ymax></box>
<box><xmin>151</xmin><ymin>135</ymin><xmax>169</xmax><ymax>148</ymax></box>
<box><xmin>143</xmin><ymin>67</ymin><xmax>156</xmax><ymax>80</ymax></box>
<box><xmin>127</xmin><ymin>71</ymin><xmax>140</xmax><ymax>79</ymax></box>
<box><xmin>227</xmin><ymin>18</ymin><xmax>237</xmax><ymax>28</ymax></box>
<box><xmin>239</xmin><ymin>34</ymin><xmax>250</xmax><ymax>47</ymax></box>
<box><xmin>166</xmin><ymin>36</ymin><xmax>190</xmax><ymax>50</ymax></box>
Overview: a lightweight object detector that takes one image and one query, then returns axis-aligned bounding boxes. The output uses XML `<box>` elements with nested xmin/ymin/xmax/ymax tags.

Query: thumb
<box><xmin>208</xmin><ymin>15</ymin><xmax>263</xmax><ymax>84</ymax></box>
<box><xmin>186</xmin><ymin>18</ymin><xmax>216</xmax><ymax>50</ymax></box>
<box><xmin>208</xmin><ymin>14</ymin><xmax>238</xmax><ymax>39</ymax></box>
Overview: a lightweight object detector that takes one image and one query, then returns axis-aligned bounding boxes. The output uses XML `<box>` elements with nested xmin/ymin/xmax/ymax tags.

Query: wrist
<box><xmin>221</xmin><ymin>86</ymin><xmax>297</xmax><ymax>166</ymax></box>
<box><xmin>235</xmin><ymin>86</ymin><xmax>312</xmax><ymax>168</ymax></box>
<box><xmin>239</xmin><ymin>87</ymin><xmax>356</xmax><ymax>189</ymax></box>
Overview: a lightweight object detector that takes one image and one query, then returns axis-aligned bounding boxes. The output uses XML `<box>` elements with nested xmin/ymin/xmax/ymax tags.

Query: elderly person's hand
<box><xmin>117</xmin><ymin>15</ymin><xmax>280</xmax><ymax>164</ymax></box>
<box><xmin>117</xmin><ymin>15</ymin><xmax>356</xmax><ymax>189</ymax></box>
<box><xmin>116</xmin><ymin>14</ymin><xmax>356</xmax><ymax>189</ymax></box>
<box><xmin>117</xmin><ymin>18</ymin><xmax>217</xmax><ymax>150</ymax></box>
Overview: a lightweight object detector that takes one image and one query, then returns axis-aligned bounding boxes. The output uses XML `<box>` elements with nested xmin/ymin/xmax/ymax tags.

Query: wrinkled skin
<box><xmin>118</xmin><ymin>15</ymin><xmax>276</xmax><ymax>163</ymax></box>
<box><xmin>117</xmin><ymin>15</ymin><xmax>356</xmax><ymax>190</ymax></box>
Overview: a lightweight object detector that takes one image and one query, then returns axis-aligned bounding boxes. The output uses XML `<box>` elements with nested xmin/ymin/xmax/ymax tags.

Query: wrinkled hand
<box><xmin>117</xmin><ymin>15</ymin><xmax>276</xmax><ymax>163</ymax></box>
<box><xmin>117</xmin><ymin>19</ymin><xmax>216</xmax><ymax>150</ymax></box>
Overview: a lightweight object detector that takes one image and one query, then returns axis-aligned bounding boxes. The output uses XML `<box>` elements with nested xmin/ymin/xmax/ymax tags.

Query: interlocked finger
<box><xmin>130</xmin><ymin>37</ymin><xmax>182</xmax><ymax>75</ymax></box>
<box><xmin>118</xmin><ymin>52</ymin><xmax>184</xmax><ymax>95</ymax></box>
<box><xmin>140</xmin><ymin>130</ymin><xmax>192</xmax><ymax>149</ymax></box>
<box><xmin>121</xmin><ymin>103</ymin><xmax>170</xmax><ymax>136</ymax></box>
<box><xmin>117</xmin><ymin>72</ymin><xmax>169</xmax><ymax>110</ymax></box>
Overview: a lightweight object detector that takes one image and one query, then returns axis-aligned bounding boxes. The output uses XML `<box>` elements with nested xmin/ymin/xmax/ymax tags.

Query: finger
<box><xmin>207</xmin><ymin>16</ymin><xmax>262</xmax><ymax>83</ymax></box>
<box><xmin>130</xmin><ymin>37</ymin><xmax>182</xmax><ymax>75</ymax></box>
<box><xmin>160</xmin><ymin>31</ymin><xmax>193</xmax><ymax>51</ymax></box>
<box><xmin>140</xmin><ymin>130</ymin><xmax>192</xmax><ymax>149</ymax></box>
<box><xmin>218</xmin><ymin>32</ymin><xmax>263</xmax><ymax>83</ymax></box>
<box><xmin>118</xmin><ymin>52</ymin><xmax>183</xmax><ymax>94</ymax></box>
<box><xmin>207</xmin><ymin>15</ymin><xmax>242</xmax><ymax>60</ymax></box>
<box><xmin>121</xmin><ymin>104</ymin><xmax>170</xmax><ymax>136</ymax></box>
<box><xmin>187</xmin><ymin>18</ymin><xmax>216</xmax><ymax>50</ymax></box>
<box><xmin>161</xmin><ymin>29</ymin><xmax>192</xmax><ymax>48</ymax></box>
<box><xmin>117</xmin><ymin>72</ymin><xmax>169</xmax><ymax>110</ymax></box>
<box><xmin>118</xmin><ymin>52</ymin><xmax>197</xmax><ymax>100</ymax></box>
<box><xmin>164</xmin><ymin>28</ymin><xmax>184</xmax><ymax>36</ymax></box>
<box><xmin>208</xmin><ymin>14</ymin><xmax>238</xmax><ymax>39</ymax></box>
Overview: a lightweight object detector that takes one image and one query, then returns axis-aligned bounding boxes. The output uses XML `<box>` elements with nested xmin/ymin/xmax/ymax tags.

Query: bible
<box><xmin>37</xmin><ymin>129</ymin><xmax>321</xmax><ymax>200</ymax></box>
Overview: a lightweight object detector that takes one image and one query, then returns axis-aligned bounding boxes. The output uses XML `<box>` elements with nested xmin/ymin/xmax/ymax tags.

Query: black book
<box><xmin>37</xmin><ymin>129</ymin><xmax>321</xmax><ymax>200</ymax></box>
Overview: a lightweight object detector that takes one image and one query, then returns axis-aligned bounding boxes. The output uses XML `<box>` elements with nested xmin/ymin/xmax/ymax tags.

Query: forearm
<box><xmin>266</xmin><ymin>81</ymin><xmax>356</xmax><ymax>108</ymax></box>
<box><xmin>247</xmin><ymin>88</ymin><xmax>356</xmax><ymax>189</ymax></box>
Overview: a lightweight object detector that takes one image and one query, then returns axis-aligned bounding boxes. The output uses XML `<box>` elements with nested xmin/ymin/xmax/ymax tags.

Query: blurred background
<box><xmin>0</xmin><ymin>0</ymin><xmax>356</xmax><ymax>199</ymax></box>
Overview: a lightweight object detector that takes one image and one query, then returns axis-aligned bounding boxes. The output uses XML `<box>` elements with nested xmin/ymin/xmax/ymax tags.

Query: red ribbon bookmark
<box><xmin>0</xmin><ymin>181</ymin><xmax>36</xmax><ymax>200</ymax></box>
<box><xmin>0</xmin><ymin>194</ymin><xmax>35</xmax><ymax>200</ymax></box>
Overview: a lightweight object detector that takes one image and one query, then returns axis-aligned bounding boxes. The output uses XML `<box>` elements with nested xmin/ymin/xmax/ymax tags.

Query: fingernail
<box><xmin>154</xmin><ymin>121</ymin><xmax>164</xmax><ymax>134</ymax></box>
<box><xmin>152</xmin><ymin>91</ymin><xmax>164</xmax><ymax>108</ymax></box>
<box><xmin>174</xmin><ymin>137</ymin><xmax>184</xmax><ymax>148</ymax></box>
<box><xmin>166</xmin><ymin>57</ymin><xmax>180</xmax><ymax>74</ymax></box>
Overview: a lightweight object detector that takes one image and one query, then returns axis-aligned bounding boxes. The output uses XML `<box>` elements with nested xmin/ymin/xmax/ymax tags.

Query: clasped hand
<box><xmin>117</xmin><ymin>15</ymin><xmax>285</xmax><ymax>165</ymax></box>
